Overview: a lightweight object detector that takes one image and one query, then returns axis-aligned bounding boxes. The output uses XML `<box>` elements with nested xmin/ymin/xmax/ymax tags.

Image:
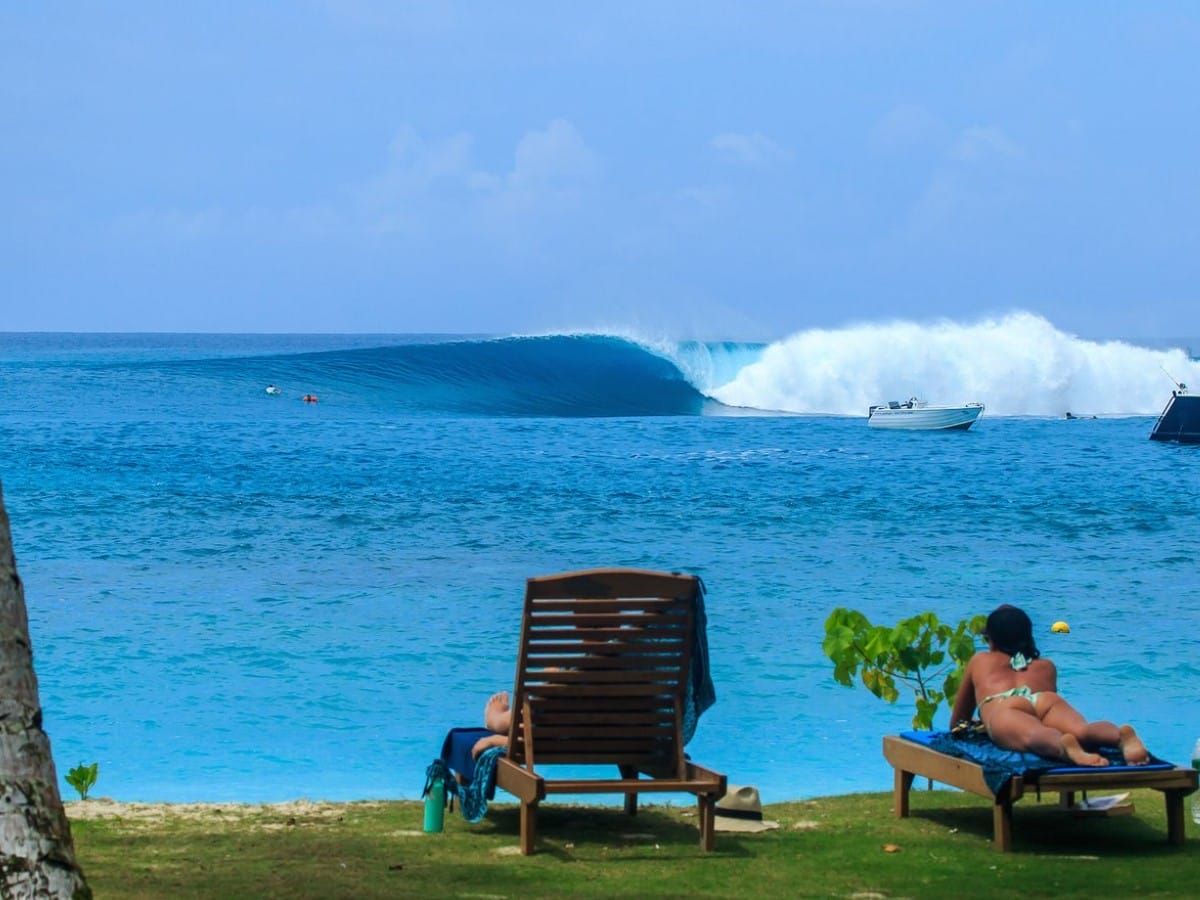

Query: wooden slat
<box><xmin>524</xmin><ymin>568</ymin><xmax>700</xmax><ymax>601</ymax></box>
<box><xmin>527</xmin><ymin>725</ymin><xmax>674</xmax><ymax>739</ymax></box>
<box><xmin>524</xmin><ymin>670</ymin><xmax>679</xmax><ymax>685</ymax></box>
<box><xmin>525</xmin><ymin>639</ymin><xmax>682</xmax><ymax>655</ymax></box>
<box><xmin>526</xmin><ymin>687</ymin><xmax>677</xmax><ymax>699</ymax></box>
<box><xmin>526</xmin><ymin>597</ymin><xmax>687</xmax><ymax>613</ymax></box>
<box><xmin>526</xmin><ymin>630</ymin><xmax>686</xmax><ymax>644</ymax></box>
<box><xmin>525</xmin><ymin>621</ymin><xmax>683</xmax><ymax>630</ymax></box>
<box><xmin>529</xmin><ymin>752</ymin><xmax>672</xmax><ymax>766</ymax></box>
<box><xmin>528</xmin><ymin>752</ymin><xmax>671</xmax><ymax>762</ymax></box>
<box><xmin>528</xmin><ymin>713</ymin><xmax>671</xmax><ymax>726</ymax></box>
<box><xmin>542</xmin><ymin>779</ymin><xmax>721</xmax><ymax>795</ymax></box>
<box><xmin>531</xmin><ymin>714</ymin><xmax>672</xmax><ymax>723</ymax></box>
<box><xmin>526</xmin><ymin>695</ymin><xmax>672</xmax><ymax>712</ymax></box>
<box><xmin>524</xmin><ymin>657</ymin><xmax>680</xmax><ymax>672</ymax></box>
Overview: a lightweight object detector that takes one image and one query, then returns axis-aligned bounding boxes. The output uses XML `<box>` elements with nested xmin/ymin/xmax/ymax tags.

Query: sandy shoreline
<box><xmin>65</xmin><ymin>798</ymin><xmax>387</xmax><ymax>825</ymax></box>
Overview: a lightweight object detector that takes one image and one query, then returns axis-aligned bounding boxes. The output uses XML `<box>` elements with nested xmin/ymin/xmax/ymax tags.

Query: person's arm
<box><xmin>949</xmin><ymin>657</ymin><xmax>977</xmax><ymax>727</ymax></box>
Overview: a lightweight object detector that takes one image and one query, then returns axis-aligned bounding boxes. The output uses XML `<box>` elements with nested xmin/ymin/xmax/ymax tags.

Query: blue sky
<box><xmin>3</xmin><ymin>2</ymin><xmax>1198</xmax><ymax>339</ymax></box>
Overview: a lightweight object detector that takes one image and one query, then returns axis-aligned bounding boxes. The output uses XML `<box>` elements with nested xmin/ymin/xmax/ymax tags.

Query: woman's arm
<box><xmin>949</xmin><ymin>657</ymin><xmax>977</xmax><ymax>727</ymax></box>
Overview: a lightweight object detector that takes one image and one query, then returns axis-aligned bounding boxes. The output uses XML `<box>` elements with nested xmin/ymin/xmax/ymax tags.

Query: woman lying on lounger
<box><xmin>949</xmin><ymin>604</ymin><xmax>1149</xmax><ymax>767</ymax></box>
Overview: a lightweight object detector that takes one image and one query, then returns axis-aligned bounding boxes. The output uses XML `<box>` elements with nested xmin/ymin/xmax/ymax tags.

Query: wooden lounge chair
<box><xmin>883</xmin><ymin>734</ymin><xmax>1199</xmax><ymax>851</ymax></box>
<box><xmin>493</xmin><ymin>568</ymin><xmax>726</xmax><ymax>855</ymax></box>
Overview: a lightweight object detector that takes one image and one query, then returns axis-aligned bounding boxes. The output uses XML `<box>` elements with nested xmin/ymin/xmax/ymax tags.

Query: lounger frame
<box><xmin>883</xmin><ymin>734</ymin><xmax>1198</xmax><ymax>851</ymax></box>
<box><xmin>494</xmin><ymin>568</ymin><xmax>726</xmax><ymax>855</ymax></box>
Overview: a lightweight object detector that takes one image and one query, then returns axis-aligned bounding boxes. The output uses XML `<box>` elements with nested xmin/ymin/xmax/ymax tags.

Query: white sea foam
<box><xmin>705</xmin><ymin>312</ymin><xmax>1200</xmax><ymax>417</ymax></box>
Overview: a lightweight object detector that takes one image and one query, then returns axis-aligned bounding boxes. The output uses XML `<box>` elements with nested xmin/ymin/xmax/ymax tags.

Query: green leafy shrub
<box><xmin>822</xmin><ymin>608</ymin><xmax>984</xmax><ymax>729</ymax></box>
<box><xmin>66</xmin><ymin>762</ymin><xmax>99</xmax><ymax>800</ymax></box>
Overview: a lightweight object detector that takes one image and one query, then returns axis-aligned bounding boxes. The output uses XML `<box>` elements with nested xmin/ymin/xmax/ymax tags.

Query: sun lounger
<box><xmin>883</xmin><ymin>732</ymin><xmax>1198</xmax><ymax>851</ymax></box>
<box><xmin>490</xmin><ymin>568</ymin><xmax>725</xmax><ymax>854</ymax></box>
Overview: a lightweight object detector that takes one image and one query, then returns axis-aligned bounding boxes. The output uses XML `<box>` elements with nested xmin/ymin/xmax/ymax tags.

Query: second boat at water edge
<box><xmin>867</xmin><ymin>398</ymin><xmax>985</xmax><ymax>431</ymax></box>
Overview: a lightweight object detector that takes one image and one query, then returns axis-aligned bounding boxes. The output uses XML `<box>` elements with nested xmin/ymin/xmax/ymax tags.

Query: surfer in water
<box><xmin>302</xmin><ymin>393</ymin><xmax>319</xmax><ymax>403</ymax></box>
<box><xmin>266</xmin><ymin>385</ymin><xmax>281</xmax><ymax>396</ymax></box>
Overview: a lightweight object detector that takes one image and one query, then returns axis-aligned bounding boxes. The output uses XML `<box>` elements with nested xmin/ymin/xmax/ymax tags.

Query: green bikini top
<box><xmin>1010</xmin><ymin>651</ymin><xmax>1030</xmax><ymax>671</ymax></box>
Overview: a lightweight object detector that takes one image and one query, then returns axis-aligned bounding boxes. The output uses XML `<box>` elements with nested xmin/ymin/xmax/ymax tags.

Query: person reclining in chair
<box><xmin>950</xmin><ymin>604</ymin><xmax>1149</xmax><ymax>767</ymax></box>
<box><xmin>469</xmin><ymin>623</ymin><xmax>639</xmax><ymax>759</ymax></box>
<box><xmin>471</xmin><ymin>692</ymin><xmax>512</xmax><ymax>758</ymax></box>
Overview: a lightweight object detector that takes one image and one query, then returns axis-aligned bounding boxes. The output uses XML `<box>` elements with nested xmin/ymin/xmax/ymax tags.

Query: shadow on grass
<box><xmin>903</xmin><ymin>800</ymin><xmax>1178</xmax><ymax>856</ymax></box>
<box><xmin>465</xmin><ymin>803</ymin><xmax>757</xmax><ymax>859</ymax></box>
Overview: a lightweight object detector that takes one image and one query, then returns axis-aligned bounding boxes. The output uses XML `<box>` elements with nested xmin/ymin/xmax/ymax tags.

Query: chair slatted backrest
<box><xmin>507</xmin><ymin>569</ymin><xmax>699</xmax><ymax>777</ymax></box>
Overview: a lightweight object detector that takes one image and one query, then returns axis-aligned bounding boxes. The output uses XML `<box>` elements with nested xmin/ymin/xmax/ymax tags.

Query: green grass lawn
<box><xmin>70</xmin><ymin>789</ymin><xmax>1200</xmax><ymax>899</ymax></box>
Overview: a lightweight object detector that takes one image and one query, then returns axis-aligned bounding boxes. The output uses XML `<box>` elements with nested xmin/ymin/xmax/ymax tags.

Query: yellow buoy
<box><xmin>1051</xmin><ymin>621</ymin><xmax>1070</xmax><ymax>634</ymax></box>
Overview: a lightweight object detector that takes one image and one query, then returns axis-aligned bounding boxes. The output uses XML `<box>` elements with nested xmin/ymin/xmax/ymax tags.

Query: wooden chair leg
<box><xmin>992</xmin><ymin>801</ymin><xmax>1013</xmax><ymax>851</ymax></box>
<box><xmin>619</xmin><ymin>764</ymin><xmax>638</xmax><ymax>816</ymax></box>
<box><xmin>698</xmin><ymin>793</ymin><xmax>716</xmax><ymax>852</ymax></box>
<box><xmin>1164</xmin><ymin>789</ymin><xmax>1186</xmax><ymax>845</ymax></box>
<box><xmin>519</xmin><ymin>800</ymin><xmax>537</xmax><ymax>855</ymax></box>
<box><xmin>893</xmin><ymin>768</ymin><xmax>915</xmax><ymax>818</ymax></box>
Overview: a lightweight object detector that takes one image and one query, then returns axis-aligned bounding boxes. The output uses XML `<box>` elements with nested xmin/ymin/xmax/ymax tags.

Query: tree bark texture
<box><xmin>0</xmin><ymin>487</ymin><xmax>91</xmax><ymax>899</ymax></box>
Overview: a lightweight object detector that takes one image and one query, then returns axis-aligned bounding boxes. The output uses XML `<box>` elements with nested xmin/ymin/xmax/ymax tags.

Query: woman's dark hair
<box><xmin>984</xmin><ymin>605</ymin><xmax>1040</xmax><ymax>660</ymax></box>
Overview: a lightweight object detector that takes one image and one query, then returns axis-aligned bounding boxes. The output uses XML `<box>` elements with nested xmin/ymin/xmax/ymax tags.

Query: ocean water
<box><xmin>1</xmin><ymin>318</ymin><xmax>1199</xmax><ymax>807</ymax></box>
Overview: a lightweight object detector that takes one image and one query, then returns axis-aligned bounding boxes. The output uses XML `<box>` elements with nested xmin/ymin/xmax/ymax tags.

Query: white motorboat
<box><xmin>867</xmin><ymin>398</ymin><xmax>984</xmax><ymax>431</ymax></box>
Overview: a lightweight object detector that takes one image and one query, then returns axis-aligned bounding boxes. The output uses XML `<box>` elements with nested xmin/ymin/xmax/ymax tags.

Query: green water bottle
<box><xmin>423</xmin><ymin>760</ymin><xmax>447</xmax><ymax>833</ymax></box>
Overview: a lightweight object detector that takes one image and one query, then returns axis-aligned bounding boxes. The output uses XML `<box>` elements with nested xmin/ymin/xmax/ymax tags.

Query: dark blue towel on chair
<box><xmin>441</xmin><ymin>727</ymin><xmax>494</xmax><ymax>786</ymax></box>
<box><xmin>439</xmin><ymin>727</ymin><xmax>505</xmax><ymax>823</ymax></box>
<box><xmin>902</xmin><ymin>730</ymin><xmax>1175</xmax><ymax>794</ymax></box>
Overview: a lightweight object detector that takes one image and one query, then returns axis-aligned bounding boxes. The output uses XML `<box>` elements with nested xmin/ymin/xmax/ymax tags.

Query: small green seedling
<box><xmin>66</xmin><ymin>762</ymin><xmax>99</xmax><ymax>800</ymax></box>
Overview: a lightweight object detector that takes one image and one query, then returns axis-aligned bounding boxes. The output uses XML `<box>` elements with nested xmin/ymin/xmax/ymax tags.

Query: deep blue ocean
<box><xmin>1</xmin><ymin>323</ymin><xmax>1198</xmax><ymax>806</ymax></box>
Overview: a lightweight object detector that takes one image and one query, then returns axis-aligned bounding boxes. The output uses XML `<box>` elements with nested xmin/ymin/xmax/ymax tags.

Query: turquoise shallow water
<box><xmin>1</xmin><ymin>333</ymin><xmax>1198</xmax><ymax>805</ymax></box>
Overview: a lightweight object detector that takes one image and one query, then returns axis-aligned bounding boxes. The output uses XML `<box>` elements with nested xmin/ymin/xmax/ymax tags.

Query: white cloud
<box><xmin>110</xmin><ymin>120</ymin><xmax>603</xmax><ymax>249</ymax></box>
<box><xmin>367</xmin><ymin>127</ymin><xmax>483</xmax><ymax>199</ymax></box>
<box><xmin>476</xmin><ymin>120</ymin><xmax>602</xmax><ymax>243</ymax></box>
<box><xmin>952</xmin><ymin>125</ymin><xmax>1024</xmax><ymax>163</ymax></box>
<box><xmin>710</xmin><ymin>131</ymin><xmax>791</xmax><ymax>166</ymax></box>
<box><xmin>874</xmin><ymin>103</ymin><xmax>945</xmax><ymax>150</ymax></box>
<box><xmin>364</xmin><ymin>119</ymin><xmax>599</xmax><ymax>219</ymax></box>
<box><xmin>509</xmin><ymin>119</ymin><xmax>600</xmax><ymax>188</ymax></box>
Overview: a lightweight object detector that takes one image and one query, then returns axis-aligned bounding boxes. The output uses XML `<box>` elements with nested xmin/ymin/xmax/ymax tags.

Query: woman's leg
<box><xmin>1116</xmin><ymin>724</ymin><xmax>1149</xmax><ymax>764</ymax></box>
<box><xmin>1037</xmin><ymin>693</ymin><xmax>1146</xmax><ymax>762</ymax></box>
<box><xmin>1037</xmin><ymin>692</ymin><xmax>1117</xmax><ymax>745</ymax></box>
<box><xmin>983</xmin><ymin>700</ymin><xmax>1108</xmax><ymax>766</ymax></box>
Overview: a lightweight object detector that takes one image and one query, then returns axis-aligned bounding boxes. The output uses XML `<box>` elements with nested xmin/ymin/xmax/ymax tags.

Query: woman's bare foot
<box><xmin>1061</xmin><ymin>734</ymin><xmax>1109</xmax><ymax>767</ymax></box>
<box><xmin>471</xmin><ymin>732</ymin><xmax>508</xmax><ymax>758</ymax></box>
<box><xmin>1118</xmin><ymin>724</ymin><xmax>1149</xmax><ymax>765</ymax></box>
<box><xmin>484</xmin><ymin>691</ymin><xmax>511</xmax><ymax>733</ymax></box>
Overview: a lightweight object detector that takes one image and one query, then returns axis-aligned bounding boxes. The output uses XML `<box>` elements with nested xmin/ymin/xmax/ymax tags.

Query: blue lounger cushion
<box><xmin>901</xmin><ymin>730</ymin><xmax>1175</xmax><ymax>794</ymax></box>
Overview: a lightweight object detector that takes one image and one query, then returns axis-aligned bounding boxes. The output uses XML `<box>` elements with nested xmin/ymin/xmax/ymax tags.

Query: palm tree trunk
<box><xmin>0</xmin><ymin>486</ymin><xmax>92</xmax><ymax>898</ymax></box>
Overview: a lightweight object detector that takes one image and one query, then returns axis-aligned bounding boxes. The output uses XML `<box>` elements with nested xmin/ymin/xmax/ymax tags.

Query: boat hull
<box><xmin>1149</xmin><ymin>392</ymin><xmax>1200</xmax><ymax>443</ymax></box>
<box><xmin>868</xmin><ymin>403</ymin><xmax>984</xmax><ymax>431</ymax></box>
